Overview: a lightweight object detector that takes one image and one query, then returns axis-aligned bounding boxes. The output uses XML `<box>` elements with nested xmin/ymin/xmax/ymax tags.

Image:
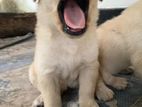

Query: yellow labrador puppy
<box><xmin>29</xmin><ymin>0</ymin><xmax>103</xmax><ymax>107</ymax></box>
<box><xmin>97</xmin><ymin>0</ymin><xmax>142</xmax><ymax>90</ymax></box>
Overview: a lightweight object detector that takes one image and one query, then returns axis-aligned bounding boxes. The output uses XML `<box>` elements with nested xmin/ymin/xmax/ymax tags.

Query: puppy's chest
<box><xmin>55</xmin><ymin>45</ymin><xmax>83</xmax><ymax>71</ymax></box>
<box><xmin>49</xmin><ymin>42</ymin><xmax>86</xmax><ymax>77</ymax></box>
<box><xmin>47</xmin><ymin>38</ymin><xmax>97</xmax><ymax>79</ymax></box>
<box><xmin>56</xmin><ymin>48</ymin><xmax>84</xmax><ymax>86</ymax></box>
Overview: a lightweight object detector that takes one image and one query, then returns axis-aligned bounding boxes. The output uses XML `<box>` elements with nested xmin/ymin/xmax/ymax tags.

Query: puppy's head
<box><xmin>35</xmin><ymin>0</ymin><xmax>99</xmax><ymax>36</ymax></box>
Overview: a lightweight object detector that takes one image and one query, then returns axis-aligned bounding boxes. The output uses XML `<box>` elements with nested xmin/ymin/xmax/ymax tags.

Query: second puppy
<box><xmin>97</xmin><ymin>0</ymin><xmax>142</xmax><ymax>90</ymax></box>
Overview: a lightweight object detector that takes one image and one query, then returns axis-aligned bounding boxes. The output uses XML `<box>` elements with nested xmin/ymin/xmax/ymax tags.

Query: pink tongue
<box><xmin>64</xmin><ymin>0</ymin><xmax>85</xmax><ymax>29</ymax></box>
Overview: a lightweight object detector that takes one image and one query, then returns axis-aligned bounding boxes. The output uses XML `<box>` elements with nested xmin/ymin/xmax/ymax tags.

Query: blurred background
<box><xmin>0</xmin><ymin>0</ymin><xmax>139</xmax><ymax>13</ymax></box>
<box><xmin>98</xmin><ymin>0</ymin><xmax>138</xmax><ymax>9</ymax></box>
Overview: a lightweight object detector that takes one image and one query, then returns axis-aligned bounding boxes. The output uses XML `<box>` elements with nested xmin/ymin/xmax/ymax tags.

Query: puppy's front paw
<box><xmin>79</xmin><ymin>99</ymin><xmax>99</xmax><ymax>107</ymax></box>
<box><xmin>32</xmin><ymin>95</ymin><xmax>44</xmax><ymax>107</ymax></box>
<box><xmin>96</xmin><ymin>85</ymin><xmax>114</xmax><ymax>101</ymax></box>
<box><xmin>111</xmin><ymin>77</ymin><xmax>128</xmax><ymax>90</ymax></box>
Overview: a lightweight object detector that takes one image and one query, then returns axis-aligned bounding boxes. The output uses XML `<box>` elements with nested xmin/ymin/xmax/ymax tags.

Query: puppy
<box><xmin>29</xmin><ymin>0</ymin><xmax>101</xmax><ymax>107</ymax></box>
<box><xmin>97</xmin><ymin>0</ymin><xmax>142</xmax><ymax>90</ymax></box>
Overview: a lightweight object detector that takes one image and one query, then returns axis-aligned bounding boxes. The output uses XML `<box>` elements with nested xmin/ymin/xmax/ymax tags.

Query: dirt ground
<box><xmin>0</xmin><ymin>35</ymin><xmax>40</xmax><ymax>107</ymax></box>
<box><xmin>0</xmin><ymin>67</ymin><xmax>40</xmax><ymax>107</ymax></box>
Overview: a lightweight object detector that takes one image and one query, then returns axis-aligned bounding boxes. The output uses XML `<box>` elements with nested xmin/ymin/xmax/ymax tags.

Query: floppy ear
<box><xmin>34</xmin><ymin>0</ymin><xmax>40</xmax><ymax>3</ymax></box>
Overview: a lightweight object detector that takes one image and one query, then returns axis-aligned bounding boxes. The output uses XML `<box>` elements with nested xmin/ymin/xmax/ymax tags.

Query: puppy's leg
<box><xmin>102</xmin><ymin>69</ymin><xmax>128</xmax><ymax>90</ymax></box>
<box><xmin>96</xmin><ymin>77</ymin><xmax>114</xmax><ymax>101</ymax></box>
<box><xmin>32</xmin><ymin>83</ymin><xmax>67</xmax><ymax>107</ymax></box>
<box><xmin>38</xmin><ymin>71</ymin><xmax>61</xmax><ymax>107</ymax></box>
<box><xmin>32</xmin><ymin>95</ymin><xmax>44</xmax><ymax>107</ymax></box>
<box><xmin>29</xmin><ymin>64</ymin><xmax>38</xmax><ymax>88</ymax></box>
<box><xmin>79</xmin><ymin>62</ymin><xmax>99</xmax><ymax>107</ymax></box>
<box><xmin>131</xmin><ymin>53</ymin><xmax>142</xmax><ymax>78</ymax></box>
<box><xmin>29</xmin><ymin>64</ymin><xmax>44</xmax><ymax>107</ymax></box>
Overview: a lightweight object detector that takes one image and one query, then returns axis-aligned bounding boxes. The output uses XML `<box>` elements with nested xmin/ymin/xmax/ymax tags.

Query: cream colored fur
<box><xmin>0</xmin><ymin>0</ymin><xmax>36</xmax><ymax>13</ymax></box>
<box><xmin>97</xmin><ymin>0</ymin><xmax>142</xmax><ymax>90</ymax></box>
<box><xmin>29</xmin><ymin>0</ymin><xmax>105</xmax><ymax>107</ymax></box>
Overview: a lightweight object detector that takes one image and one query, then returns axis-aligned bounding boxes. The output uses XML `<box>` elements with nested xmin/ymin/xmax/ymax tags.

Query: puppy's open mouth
<box><xmin>58</xmin><ymin>0</ymin><xmax>89</xmax><ymax>36</ymax></box>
